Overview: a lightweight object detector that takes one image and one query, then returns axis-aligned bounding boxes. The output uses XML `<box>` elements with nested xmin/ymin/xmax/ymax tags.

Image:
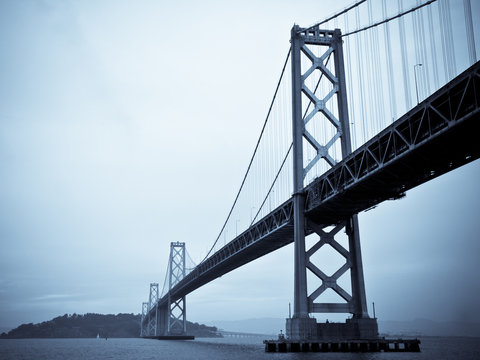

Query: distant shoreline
<box><xmin>0</xmin><ymin>313</ymin><xmax>220</xmax><ymax>339</ymax></box>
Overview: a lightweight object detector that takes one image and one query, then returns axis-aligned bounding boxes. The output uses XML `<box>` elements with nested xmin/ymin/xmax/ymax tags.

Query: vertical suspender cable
<box><xmin>427</xmin><ymin>4</ymin><xmax>440</xmax><ymax>90</ymax></box>
<box><xmin>439</xmin><ymin>0</ymin><xmax>450</xmax><ymax>82</ymax></box>
<box><xmin>283</xmin><ymin>77</ymin><xmax>289</xmax><ymax>199</ymax></box>
<box><xmin>444</xmin><ymin>0</ymin><xmax>456</xmax><ymax>77</ymax></box>
<box><xmin>355</xmin><ymin>6</ymin><xmax>367</xmax><ymax>145</ymax></box>
<box><xmin>412</xmin><ymin>2</ymin><xmax>422</xmax><ymax>100</ymax></box>
<box><xmin>367</xmin><ymin>1</ymin><xmax>376</xmax><ymax>137</ymax></box>
<box><xmin>383</xmin><ymin>0</ymin><xmax>397</xmax><ymax>122</ymax></box>
<box><xmin>370</xmin><ymin>1</ymin><xmax>385</xmax><ymax>133</ymax></box>
<box><xmin>345</xmin><ymin>12</ymin><xmax>357</xmax><ymax>150</ymax></box>
<box><xmin>463</xmin><ymin>0</ymin><xmax>477</xmax><ymax>65</ymax></box>
<box><xmin>418</xmin><ymin>1</ymin><xmax>430</xmax><ymax>98</ymax></box>
<box><xmin>376</xmin><ymin>25</ymin><xmax>385</xmax><ymax>130</ymax></box>
<box><xmin>199</xmin><ymin>49</ymin><xmax>291</xmax><ymax>263</ymax></box>
<box><xmin>439</xmin><ymin>0</ymin><xmax>456</xmax><ymax>80</ymax></box>
<box><xmin>398</xmin><ymin>0</ymin><xmax>412</xmax><ymax>111</ymax></box>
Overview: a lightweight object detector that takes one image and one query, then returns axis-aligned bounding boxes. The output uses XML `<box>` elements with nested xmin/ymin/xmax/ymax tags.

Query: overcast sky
<box><xmin>1</xmin><ymin>0</ymin><xmax>479</xmax><ymax>332</ymax></box>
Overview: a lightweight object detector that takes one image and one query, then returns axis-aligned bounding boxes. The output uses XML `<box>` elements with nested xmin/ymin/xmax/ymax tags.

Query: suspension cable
<box><xmin>199</xmin><ymin>47</ymin><xmax>291</xmax><ymax>264</ymax></box>
<box><xmin>160</xmin><ymin>262</ymin><xmax>170</xmax><ymax>298</ymax></box>
<box><xmin>251</xmin><ymin>143</ymin><xmax>292</xmax><ymax>225</ymax></box>
<box><xmin>342</xmin><ymin>0</ymin><xmax>437</xmax><ymax>37</ymax></box>
<box><xmin>302</xmin><ymin>0</ymin><xmax>366</xmax><ymax>33</ymax></box>
<box><xmin>185</xmin><ymin>249</ymin><xmax>197</xmax><ymax>271</ymax></box>
<box><xmin>251</xmin><ymin>51</ymin><xmax>333</xmax><ymax>223</ymax></box>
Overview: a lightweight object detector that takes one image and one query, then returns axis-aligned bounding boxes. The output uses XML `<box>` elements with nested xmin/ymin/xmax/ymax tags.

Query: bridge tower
<box><xmin>147</xmin><ymin>283</ymin><xmax>159</xmax><ymax>336</ymax></box>
<box><xmin>140</xmin><ymin>301</ymin><xmax>149</xmax><ymax>337</ymax></box>
<box><xmin>288</xmin><ymin>25</ymin><xmax>377</xmax><ymax>340</ymax></box>
<box><xmin>140</xmin><ymin>242</ymin><xmax>189</xmax><ymax>337</ymax></box>
<box><xmin>166</xmin><ymin>241</ymin><xmax>187</xmax><ymax>335</ymax></box>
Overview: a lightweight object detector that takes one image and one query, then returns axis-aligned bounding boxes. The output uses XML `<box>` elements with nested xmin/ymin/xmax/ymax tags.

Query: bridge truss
<box><xmin>140</xmin><ymin>0</ymin><xmax>480</xmax><ymax>336</ymax></box>
<box><xmin>141</xmin><ymin>58</ymin><xmax>479</xmax><ymax>337</ymax></box>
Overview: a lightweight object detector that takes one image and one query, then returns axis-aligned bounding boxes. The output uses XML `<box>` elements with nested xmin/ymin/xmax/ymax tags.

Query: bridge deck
<box><xmin>148</xmin><ymin>60</ymin><xmax>480</xmax><ymax>317</ymax></box>
<box><xmin>305</xmin><ymin>61</ymin><xmax>480</xmax><ymax>223</ymax></box>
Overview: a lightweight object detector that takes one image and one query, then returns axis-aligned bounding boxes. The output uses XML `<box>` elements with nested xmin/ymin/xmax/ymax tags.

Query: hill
<box><xmin>0</xmin><ymin>313</ymin><xmax>219</xmax><ymax>339</ymax></box>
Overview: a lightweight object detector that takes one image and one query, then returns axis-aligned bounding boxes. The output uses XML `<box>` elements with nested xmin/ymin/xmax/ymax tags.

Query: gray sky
<box><xmin>1</xmin><ymin>0</ymin><xmax>479</xmax><ymax>332</ymax></box>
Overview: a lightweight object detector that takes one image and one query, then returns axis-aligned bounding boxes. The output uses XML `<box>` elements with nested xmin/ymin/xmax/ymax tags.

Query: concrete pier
<box><xmin>286</xmin><ymin>317</ymin><xmax>379</xmax><ymax>340</ymax></box>
<box><xmin>264</xmin><ymin>338</ymin><xmax>421</xmax><ymax>352</ymax></box>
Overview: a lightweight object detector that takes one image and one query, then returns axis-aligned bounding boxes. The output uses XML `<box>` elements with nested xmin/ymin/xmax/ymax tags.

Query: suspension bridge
<box><xmin>139</xmin><ymin>0</ymin><xmax>479</xmax><ymax>342</ymax></box>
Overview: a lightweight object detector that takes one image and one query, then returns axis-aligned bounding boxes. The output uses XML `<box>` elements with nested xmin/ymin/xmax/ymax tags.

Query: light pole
<box><xmin>269</xmin><ymin>190</ymin><xmax>275</xmax><ymax>211</ymax></box>
<box><xmin>414</xmin><ymin>63</ymin><xmax>422</xmax><ymax>104</ymax></box>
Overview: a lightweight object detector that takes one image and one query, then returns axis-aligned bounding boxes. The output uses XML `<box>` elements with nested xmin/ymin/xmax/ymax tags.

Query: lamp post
<box><xmin>414</xmin><ymin>63</ymin><xmax>423</xmax><ymax>104</ymax></box>
<box><xmin>269</xmin><ymin>190</ymin><xmax>275</xmax><ymax>211</ymax></box>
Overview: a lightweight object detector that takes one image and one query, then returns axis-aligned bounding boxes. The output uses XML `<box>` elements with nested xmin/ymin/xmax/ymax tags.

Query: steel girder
<box><xmin>144</xmin><ymin>60</ymin><xmax>480</xmax><ymax>324</ymax></box>
<box><xmin>305</xmin><ymin>60</ymin><xmax>480</xmax><ymax>224</ymax></box>
<box><xmin>149</xmin><ymin>200</ymin><xmax>294</xmax><ymax>312</ymax></box>
<box><xmin>168</xmin><ymin>297</ymin><xmax>186</xmax><ymax>335</ymax></box>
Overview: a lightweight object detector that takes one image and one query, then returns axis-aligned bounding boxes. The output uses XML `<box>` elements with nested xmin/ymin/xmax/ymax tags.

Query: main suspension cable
<box><xmin>252</xmin><ymin>51</ymin><xmax>333</xmax><ymax>223</ymax></box>
<box><xmin>342</xmin><ymin>0</ymin><xmax>437</xmax><ymax>37</ymax></box>
<box><xmin>251</xmin><ymin>143</ymin><xmax>292</xmax><ymax>225</ymax></box>
<box><xmin>302</xmin><ymin>0</ymin><xmax>366</xmax><ymax>33</ymax></box>
<box><xmin>199</xmin><ymin>47</ymin><xmax>292</xmax><ymax>264</ymax></box>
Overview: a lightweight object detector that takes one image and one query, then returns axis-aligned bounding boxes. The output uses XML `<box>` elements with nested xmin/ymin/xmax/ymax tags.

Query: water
<box><xmin>0</xmin><ymin>336</ymin><xmax>479</xmax><ymax>360</ymax></box>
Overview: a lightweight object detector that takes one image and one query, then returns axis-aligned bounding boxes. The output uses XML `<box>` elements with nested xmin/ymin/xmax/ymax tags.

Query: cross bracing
<box><xmin>143</xmin><ymin>60</ymin><xmax>480</xmax><ymax>324</ymax></box>
<box><xmin>141</xmin><ymin>0</ymin><xmax>479</xmax><ymax>336</ymax></box>
<box><xmin>305</xmin><ymin>61</ymin><xmax>480</xmax><ymax>223</ymax></box>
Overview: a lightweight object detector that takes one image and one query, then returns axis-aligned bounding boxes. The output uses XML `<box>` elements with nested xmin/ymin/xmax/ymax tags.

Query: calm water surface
<box><xmin>0</xmin><ymin>336</ymin><xmax>479</xmax><ymax>360</ymax></box>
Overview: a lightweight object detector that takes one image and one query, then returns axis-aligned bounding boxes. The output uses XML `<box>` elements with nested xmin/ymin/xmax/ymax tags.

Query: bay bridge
<box><xmin>140</xmin><ymin>0</ymin><xmax>479</xmax><ymax>341</ymax></box>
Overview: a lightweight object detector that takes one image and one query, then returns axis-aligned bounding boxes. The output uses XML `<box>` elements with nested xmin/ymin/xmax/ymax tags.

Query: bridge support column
<box><xmin>140</xmin><ymin>302</ymin><xmax>149</xmax><ymax>337</ymax></box>
<box><xmin>167</xmin><ymin>242</ymin><xmax>187</xmax><ymax>335</ymax></box>
<box><xmin>147</xmin><ymin>283</ymin><xmax>159</xmax><ymax>336</ymax></box>
<box><xmin>291</xmin><ymin>23</ymin><xmax>309</xmax><ymax>321</ymax></box>
<box><xmin>157</xmin><ymin>304</ymin><xmax>168</xmax><ymax>336</ymax></box>
<box><xmin>348</xmin><ymin>215</ymin><xmax>369</xmax><ymax>318</ymax></box>
<box><xmin>288</xmin><ymin>25</ymin><xmax>376</xmax><ymax>340</ymax></box>
<box><xmin>140</xmin><ymin>242</ymin><xmax>192</xmax><ymax>338</ymax></box>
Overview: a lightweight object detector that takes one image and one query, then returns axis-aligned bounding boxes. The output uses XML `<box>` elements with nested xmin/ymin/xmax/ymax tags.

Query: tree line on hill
<box><xmin>0</xmin><ymin>313</ymin><xmax>220</xmax><ymax>338</ymax></box>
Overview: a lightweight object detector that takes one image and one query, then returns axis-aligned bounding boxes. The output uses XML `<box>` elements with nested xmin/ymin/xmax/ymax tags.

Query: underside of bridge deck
<box><xmin>305</xmin><ymin>61</ymin><xmax>480</xmax><ymax>224</ymax></box>
<box><xmin>149</xmin><ymin>60</ymin><xmax>480</xmax><ymax>317</ymax></box>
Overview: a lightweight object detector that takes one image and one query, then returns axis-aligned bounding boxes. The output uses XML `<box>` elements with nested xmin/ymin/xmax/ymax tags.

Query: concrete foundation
<box><xmin>286</xmin><ymin>317</ymin><xmax>318</xmax><ymax>340</ymax></box>
<box><xmin>264</xmin><ymin>338</ymin><xmax>421</xmax><ymax>352</ymax></box>
<box><xmin>317</xmin><ymin>318</ymin><xmax>378</xmax><ymax>340</ymax></box>
<box><xmin>286</xmin><ymin>317</ymin><xmax>378</xmax><ymax>341</ymax></box>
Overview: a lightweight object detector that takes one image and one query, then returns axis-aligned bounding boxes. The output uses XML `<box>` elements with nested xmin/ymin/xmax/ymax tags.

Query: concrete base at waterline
<box><xmin>317</xmin><ymin>317</ymin><xmax>378</xmax><ymax>340</ymax></box>
<box><xmin>286</xmin><ymin>317</ymin><xmax>378</xmax><ymax>341</ymax></box>
<box><xmin>264</xmin><ymin>338</ymin><xmax>421</xmax><ymax>352</ymax></box>
<box><xmin>286</xmin><ymin>317</ymin><xmax>318</xmax><ymax>340</ymax></box>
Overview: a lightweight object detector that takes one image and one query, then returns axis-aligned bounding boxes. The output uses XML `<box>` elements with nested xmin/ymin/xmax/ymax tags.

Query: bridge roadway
<box><xmin>149</xmin><ymin>60</ymin><xmax>480</xmax><ymax>318</ymax></box>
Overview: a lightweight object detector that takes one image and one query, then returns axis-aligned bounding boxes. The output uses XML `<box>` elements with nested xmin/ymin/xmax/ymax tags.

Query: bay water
<box><xmin>0</xmin><ymin>336</ymin><xmax>479</xmax><ymax>359</ymax></box>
